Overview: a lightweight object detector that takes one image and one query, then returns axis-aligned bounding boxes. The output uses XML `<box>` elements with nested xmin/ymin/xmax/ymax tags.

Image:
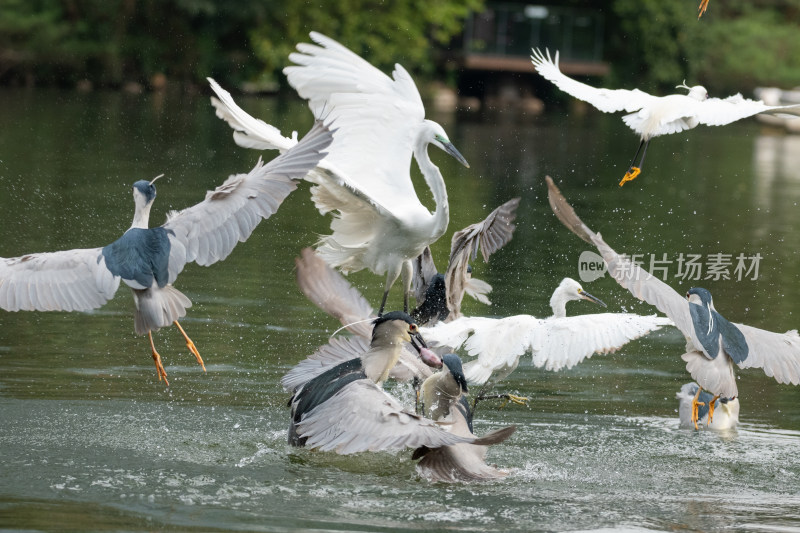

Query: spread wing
<box><xmin>412</xmin><ymin>247</ymin><xmax>439</xmax><ymax>305</ymax></box>
<box><xmin>694</xmin><ymin>94</ymin><xmax>800</xmax><ymax>127</ymax></box>
<box><xmin>162</xmin><ymin>121</ymin><xmax>332</xmax><ymax>282</ymax></box>
<box><xmin>733</xmin><ymin>324</ymin><xmax>800</xmax><ymax>385</ymax></box>
<box><xmin>281</xmin><ymin>336</ymin><xmax>369</xmax><ymax>392</ymax></box>
<box><xmin>295</xmin><ymin>247</ymin><xmax>373</xmax><ymax>338</ymax></box>
<box><xmin>208</xmin><ymin>78</ymin><xmax>297</xmax><ymax>152</ymax></box>
<box><xmin>547</xmin><ymin>176</ymin><xmax>697</xmax><ymax>341</ymax></box>
<box><xmin>294</xmin><ymin>380</ymin><xmax>474</xmax><ymax>454</ymax></box>
<box><xmin>0</xmin><ymin>248</ymin><xmax>120</xmax><ymax>312</ymax></box>
<box><xmin>531</xmin><ymin>48</ymin><xmax>657</xmax><ymax>113</ymax></box>
<box><xmin>284</xmin><ymin>32</ymin><xmax>427</xmax><ymax>217</ymax></box>
<box><xmin>446</xmin><ymin>198</ymin><xmax>520</xmax><ymax>318</ymax></box>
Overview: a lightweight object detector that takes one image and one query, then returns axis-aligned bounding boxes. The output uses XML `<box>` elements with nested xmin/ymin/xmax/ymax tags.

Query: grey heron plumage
<box><xmin>0</xmin><ymin>122</ymin><xmax>333</xmax><ymax>384</ymax></box>
<box><xmin>209</xmin><ymin>32</ymin><xmax>469</xmax><ymax>315</ymax></box>
<box><xmin>547</xmin><ymin>175</ymin><xmax>800</xmax><ymax>429</ymax></box>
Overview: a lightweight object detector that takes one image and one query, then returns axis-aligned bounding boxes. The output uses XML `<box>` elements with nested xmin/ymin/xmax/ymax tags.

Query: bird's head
<box><xmin>425</xmin><ymin>120</ymin><xmax>469</xmax><ymax>168</ymax></box>
<box><xmin>686</xmin><ymin>287</ymin><xmax>714</xmax><ymax>308</ymax></box>
<box><xmin>677</xmin><ymin>81</ymin><xmax>708</xmax><ymax>101</ymax></box>
<box><xmin>441</xmin><ymin>353</ymin><xmax>468</xmax><ymax>393</ymax></box>
<box><xmin>372</xmin><ymin>311</ymin><xmax>442</xmax><ymax>368</ymax></box>
<box><xmin>132</xmin><ymin>174</ymin><xmax>162</xmax><ymax>208</ymax></box>
<box><xmin>554</xmin><ymin>278</ymin><xmax>607</xmax><ymax>307</ymax></box>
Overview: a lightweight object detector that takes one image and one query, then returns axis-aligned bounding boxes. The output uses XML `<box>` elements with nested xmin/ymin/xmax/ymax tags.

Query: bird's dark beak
<box><xmin>410</xmin><ymin>331</ymin><xmax>442</xmax><ymax>368</ymax></box>
<box><xmin>444</xmin><ymin>141</ymin><xmax>470</xmax><ymax>168</ymax></box>
<box><xmin>580</xmin><ymin>290</ymin><xmax>607</xmax><ymax>308</ymax></box>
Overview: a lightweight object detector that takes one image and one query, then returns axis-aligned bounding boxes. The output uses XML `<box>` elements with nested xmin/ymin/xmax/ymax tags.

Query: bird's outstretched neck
<box><xmin>131</xmin><ymin>202</ymin><xmax>153</xmax><ymax>229</ymax></box>
<box><xmin>413</xmin><ymin>139</ymin><xmax>449</xmax><ymax>241</ymax></box>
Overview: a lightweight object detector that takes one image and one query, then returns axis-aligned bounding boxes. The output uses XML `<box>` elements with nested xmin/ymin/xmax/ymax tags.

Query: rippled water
<box><xmin>1</xmin><ymin>88</ymin><xmax>800</xmax><ymax>532</ymax></box>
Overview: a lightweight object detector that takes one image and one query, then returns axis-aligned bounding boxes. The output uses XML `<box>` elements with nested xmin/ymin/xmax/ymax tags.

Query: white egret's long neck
<box><xmin>361</xmin><ymin>337</ymin><xmax>405</xmax><ymax>384</ymax></box>
<box><xmin>549</xmin><ymin>286</ymin><xmax>570</xmax><ymax>318</ymax></box>
<box><xmin>414</xmin><ymin>140</ymin><xmax>449</xmax><ymax>241</ymax></box>
<box><xmin>131</xmin><ymin>203</ymin><xmax>152</xmax><ymax>229</ymax></box>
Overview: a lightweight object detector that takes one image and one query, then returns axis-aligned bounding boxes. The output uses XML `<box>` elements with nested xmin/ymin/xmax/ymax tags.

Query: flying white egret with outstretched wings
<box><xmin>531</xmin><ymin>48</ymin><xmax>800</xmax><ymax>186</ymax></box>
<box><xmin>0</xmin><ymin>122</ymin><xmax>332</xmax><ymax>385</ymax></box>
<box><xmin>209</xmin><ymin>32</ymin><xmax>469</xmax><ymax>314</ymax></box>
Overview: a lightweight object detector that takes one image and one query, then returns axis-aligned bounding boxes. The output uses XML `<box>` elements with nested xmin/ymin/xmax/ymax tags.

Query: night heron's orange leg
<box><xmin>691</xmin><ymin>387</ymin><xmax>705</xmax><ymax>430</ymax></box>
<box><xmin>148</xmin><ymin>332</ymin><xmax>169</xmax><ymax>386</ymax></box>
<box><xmin>698</xmin><ymin>0</ymin><xmax>710</xmax><ymax>18</ymax></box>
<box><xmin>173</xmin><ymin>320</ymin><xmax>205</xmax><ymax>372</ymax></box>
<box><xmin>707</xmin><ymin>395</ymin><xmax>719</xmax><ymax>424</ymax></box>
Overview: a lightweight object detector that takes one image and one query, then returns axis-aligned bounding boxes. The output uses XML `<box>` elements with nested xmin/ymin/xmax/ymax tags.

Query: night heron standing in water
<box><xmin>285</xmin><ymin>312</ymin><xmax>483</xmax><ymax>454</ymax></box>
<box><xmin>548</xmin><ymin>175</ymin><xmax>800</xmax><ymax>429</ymax></box>
<box><xmin>422</xmin><ymin>277</ymin><xmax>673</xmax><ymax>407</ymax></box>
<box><xmin>531</xmin><ymin>49</ymin><xmax>800</xmax><ymax>186</ymax></box>
<box><xmin>209</xmin><ymin>31</ymin><xmax>470</xmax><ymax>315</ymax></box>
<box><xmin>0</xmin><ymin>122</ymin><xmax>332</xmax><ymax>385</ymax></box>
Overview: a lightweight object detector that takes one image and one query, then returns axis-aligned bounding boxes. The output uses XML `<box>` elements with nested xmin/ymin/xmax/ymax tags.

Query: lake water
<box><xmin>1</xmin><ymin>87</ymin><xmax>799</xmax><ymax>532</ymax></box>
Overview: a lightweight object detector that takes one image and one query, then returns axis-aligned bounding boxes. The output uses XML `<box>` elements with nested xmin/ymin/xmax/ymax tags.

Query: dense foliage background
<box><xmin>1</xmin><ymin>0</ymin><xmax>800</xmax><ymax>94</ymax></box>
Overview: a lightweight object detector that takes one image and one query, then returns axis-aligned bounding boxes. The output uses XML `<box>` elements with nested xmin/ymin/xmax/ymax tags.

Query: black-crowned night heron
<box><xmin>0</xmin><ymin>122</ymin><xmax>332</xmax><ymax>385</ymax></box>
<box><xmin>414</xmin><ymin>353</ymin><xmax>516</xmax><ymax>482</ymax></box>
<box><xmin>531</xmin><ymin>49</ymin><xmax>800</xmax><ymax>186</ymax></box>
<box><xmin>285</xmin><ymin>312</ymin><xmax>487</xmax><ymax>454</ymax></box>
<box><xmin>548</xmin><ymin>175</ymin><xmax>800</xmax><ymax>429</ymax></box>
<box><xmin>209</xmin><ymin>31</ymin><xmax>470</xmax><ymax>315</ymax></box>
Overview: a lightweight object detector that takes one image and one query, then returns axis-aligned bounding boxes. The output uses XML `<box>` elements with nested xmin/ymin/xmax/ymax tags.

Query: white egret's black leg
<box><xmin>619</xmin><ymin>139</ymin><xmax>649</xmax><ymax>186</ymax></box>
<box><xmin>472</xmin><ymin>385</ymin><xmax>529</xmax><ymax>412</ymax></box>
<box><xmin>378</xmin><ymin>290</ymin><xmax>390</xmax><ymax>316</ymax></box>
<box><xmin>401</xmin><ymin>260</ymin><xmax>413</xmax><ymax>314</ymax></box>
<box><xmin>412</xmin><ymin>377</ymin><xmax>421</xmax><ymax>414</ymax></box>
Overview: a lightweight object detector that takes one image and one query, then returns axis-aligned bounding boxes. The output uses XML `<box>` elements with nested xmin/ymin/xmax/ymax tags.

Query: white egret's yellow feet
<box><xmin>148</xmin><ymin>332</ymin><xmax>170</xmax><ymax>386</ymax></box>
<box><xmin>499</xmin><ymin>393</ymin><xmax>530</xmax><ymax>409</ymax></box>
<box><xmin>173</xmin><ymin>320</ymin><xmax>205</xmax><ymax>372</ymax></box>
<box><xmin>619</xmin><ymin>167</ymin><xmax>641</xmax><ymax>187</ymax></box>
<box><xmin>707</xmin><ymin>395</ymin><xmax>719</xmax><ymax>424</ymax></box>
<box><xmin>698</xmin><ymin>0</ymin><xmax>710</xmax><ymax>18</ymax></box>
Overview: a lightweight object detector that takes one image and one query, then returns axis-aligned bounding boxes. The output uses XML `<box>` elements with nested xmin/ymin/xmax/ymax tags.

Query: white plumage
<box><xmin>531</xmin><ymin>48</ymin><xmax>800</xmax><ymax>185</ymax></box>
<box><xmin>209</xmin><ymin>31</ymin><xmax>469</xmax><ymax>313</ymax></box>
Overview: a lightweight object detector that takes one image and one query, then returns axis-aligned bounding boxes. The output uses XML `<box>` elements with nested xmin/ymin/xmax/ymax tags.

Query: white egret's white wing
<box><xmin>295</xmin><ymin>379</ymin><xmax>474</xmax><ymax>454</ymax></box>
<box><xmin>733</xmin><ymin>324</ymin><xmax>800</xmax><ymax>385</ymax></box>
<box><xmin>163</xmin><ymin>122</ymin><xmax>332</xmax><ymax>282</ymax></box>
<box><xmin>295</xmin><ymin>247</ymin><xmax>374</xmax><ymax>338</ymax></box>
<box><xmin>281</xmin><ymin>336</ymin><xmax>369</xmax><ymax>392</ymax></box>
<box><xmin>208</xmin><ymin>78</ymin><xmax>297</xmax><ymax>152</ymax></box>
<box><xmin>284</xmin><ymin>32</ymin><xmax>426</xmax><ymax>216</ymax></box>
<box><xmin>446</xmin><ymin>198</ymin><xmax>520</xmax><ymax>317</ymax></box>
<box><xmin>547</xmin><ymin>176</ymin><xmax>697</xmax><ymax>340</ymax></box>
<box><xmin>0</xmin><ymin>248</ymin><xmax>120</xmax><ymax>312</ymax></box>
<box><xmin>694</xmin><ymin>94</ymin><xmax>800</xmax><ymax>127</ymax></box>
<box><xmin>531</xmin><ymin>48</ymin><xmax>657</xmax><ymax>113</ymax></box>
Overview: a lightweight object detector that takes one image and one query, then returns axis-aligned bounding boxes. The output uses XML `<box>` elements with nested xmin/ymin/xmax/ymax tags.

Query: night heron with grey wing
<box><xmin>548</xmin><ymin>175</ymin><xmax>800</xmax><ymax>429</ymax></box>
<box><xmin>0</xmin><ymin>122</ymin><xmax>332</xmax><ymax>385</ymax></box>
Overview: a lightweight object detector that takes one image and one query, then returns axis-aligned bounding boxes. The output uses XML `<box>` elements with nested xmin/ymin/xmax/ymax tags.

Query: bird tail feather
<box><xmin>132</xmin><ymin>285</ymin><xmax>191</xmax><ymax>335</ymax></box>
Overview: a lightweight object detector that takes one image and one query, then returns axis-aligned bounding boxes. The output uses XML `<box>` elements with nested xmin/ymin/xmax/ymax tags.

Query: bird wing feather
<box><xmin>693</xmin><ymin>94</ymin><xmax>800</xmax><ymax>127</ymax></box>
<box><xmin>531</xmin><ymin>48</ymin><xmax>657</xmax><ymax>113</ymax></box>
<box><xmin>295</xmin><ymin>379</ymin><xmax>474</xmax><ymax>454</ymax></box>
<box><xmin>732</xmin><ymin>324</ymin><xmax>800</xmax><ymax>385</ymax></box>
<box><xmin>412</xmin><ymin>247</ymin><xmax>439</xmax><ymax>305</ymax></box>
<box><xmin>446</xmin><ymin>198</ymin><xmax>520</xmax><ymax>318</ymax></box>
<box><xmin>0</xmin><ymin>248</ymin><xmax>120</xmax><ymax>312</ymax></box>
<box><xmin>281</xmin><ymin>336</ymin><xmax>370</xmax><ymax>392</ymax></box>
<box><xmin>162</xmin><ymin>121</ymin><xmax>332</xmax><ymax>281</ymax></box>
<box><xmin>284</xmin><ymin>32</ymin><xmax>427</xmax><ymax>218</ymax></box>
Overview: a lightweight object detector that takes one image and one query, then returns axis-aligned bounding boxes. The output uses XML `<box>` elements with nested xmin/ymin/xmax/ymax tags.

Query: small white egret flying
<box><xmin>677</xmin><ymin>382</ymin><xmax>739</xmax><ymax>430</ymax></box>
<box><xmin>421</xmin><ymin>277</ymin><xmax>673</xmax><ymax>400</ymax></box>
<box><xmin>548</xmin><ymin>175</ymin><xmax>800</xmax><ymax>429</ymax></box>
<box><xmin>531</xmin><ymin>48</ymin><xmax>800</xmax><ymax>186</ymax></box>
<box><xmin>209</xmin><ymin>32</ymin><xmax>469</xmax><ymax>314</ymax></box>
<box><xmin>0</xmin><ymin>122</ymin><xmax>332</xmax><ymax>385</ymax></box>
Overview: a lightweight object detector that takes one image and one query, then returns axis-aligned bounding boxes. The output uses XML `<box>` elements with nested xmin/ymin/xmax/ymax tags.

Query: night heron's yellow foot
<box><xmin>619</xmin><ymin>167</ymin><xmax>641</xmax><ymax>187</ymax></box>
<box><xmin>173</xmin><ymin>321</ymin><xmax>205</xmax><ymax>372</ymax></box>
<box><xmin>707</xmin><ymin>395</ymin><xmax>719</xmax><ymax>424</ymax></box>
<box><xmin>698</xmin><ymin>0</ymin><xmax>710</xmax><ymax>18</ymax></box>
<box><xmin>148</xmin><ymin>332</ymin><xmax>170</xmax><ymax>386</ymax></box>
<box><xmin>691</xmin><ymin>387</ymin><xmax>705</xmax><ymax>430</ymax></box>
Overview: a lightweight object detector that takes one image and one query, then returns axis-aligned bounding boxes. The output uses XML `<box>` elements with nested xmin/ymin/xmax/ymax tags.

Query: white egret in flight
<box><xmin>548</xmin><ymin>175</ymin><xmax>800</xmax><ymax>429</ymax></box>
<box><xmin>531</xmin><ymin>48</ymin><xmax>800</xmax><ymax>186</ymax></box>
<box><xmin>0</xmin><ymin>122</ymin><xmax>332</xmax><ymax>385</ymax></box>
<box><xmin>209</xmin><ymin>32</ymin><xmax>469</xmax><ymax>314</ymax></box>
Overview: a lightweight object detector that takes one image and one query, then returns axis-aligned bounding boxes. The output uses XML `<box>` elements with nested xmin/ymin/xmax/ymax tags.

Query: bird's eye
<box><xmin>409</xmin><ymin>324</ymin><xmax>418</xmax><ymax>333</ymax></box>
